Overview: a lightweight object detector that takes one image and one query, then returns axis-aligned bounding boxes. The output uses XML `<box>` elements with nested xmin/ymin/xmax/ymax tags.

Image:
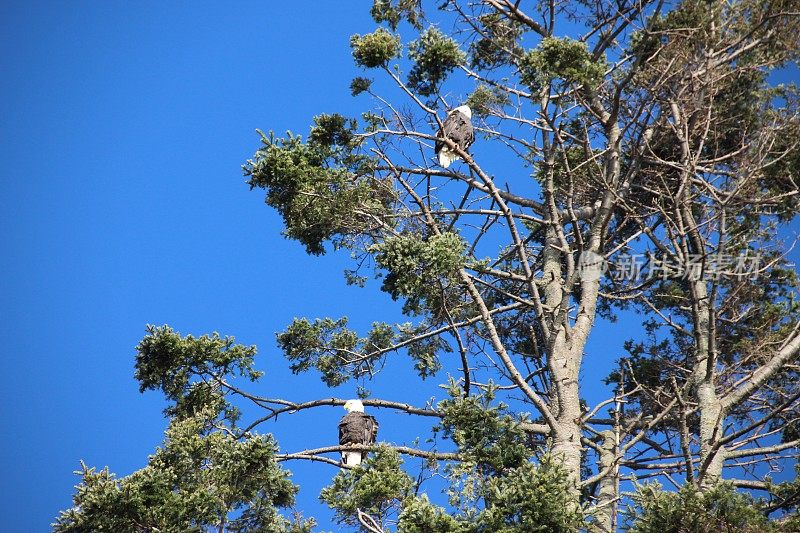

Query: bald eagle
<box><xmin>435</xmin><ymin>105</ymin><xmax>474</xmax><ymax>168</ymax></box>
<box><xmin>339</xmin><ymin>399</ymin><xmax>379</xmax><ymax>466</ymax></box>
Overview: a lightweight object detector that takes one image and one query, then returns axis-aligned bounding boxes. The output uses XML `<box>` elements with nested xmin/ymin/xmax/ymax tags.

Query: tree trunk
<box><xmin>691</xmin><ymin>280</ymin><xmax>725</xmax><ymax>487</ymax></box>
<box><xmin>590</xmin><ymin>430</ymin><xmax>618</xmax><ymax>533</ymax></box>
<box><xmin>543</xmin><ymin>225</ymin><xmax>585</xmax><ymax>491</ymax></box>
<box><xmin>551</xmin><ymin>372</ymin><xmax>583</xmax><ymax>491</ymax></box>
<box><xmin>697</xmin><ymin>381</ymin><xmax>724</xmax><ymax>487</ymax></box>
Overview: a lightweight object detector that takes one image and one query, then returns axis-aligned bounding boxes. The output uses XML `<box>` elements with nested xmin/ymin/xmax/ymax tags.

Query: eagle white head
<box><xmin>453</xmin><ymin>104</ymin><xmax>472</xmax><ymax>119</ymax></box>
<box><xmin>343</xmin><ymin>399</ymin><xmax>365</xmax><ymax>413</ymax></box>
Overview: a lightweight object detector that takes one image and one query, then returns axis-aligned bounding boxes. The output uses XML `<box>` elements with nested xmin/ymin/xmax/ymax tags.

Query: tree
<box><xmin>58</xmin><ymin>1</ymin><xmax>800</xmax><ymax>531</ymax></box>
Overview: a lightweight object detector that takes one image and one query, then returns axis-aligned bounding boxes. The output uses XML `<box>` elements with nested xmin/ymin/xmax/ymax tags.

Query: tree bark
<box><xmin>590</xmin><ymin>430</ymin><xmax>618</xmax><ymax>533</ymax></box>
<box><xmin>691</xmin><ymin>280</ymin><xmax>725</xmax><ymax>487</ymax></box>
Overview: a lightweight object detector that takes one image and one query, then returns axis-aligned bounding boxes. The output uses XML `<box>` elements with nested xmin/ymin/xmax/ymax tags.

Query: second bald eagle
<box><xmin>435</xmin><ymin>105</ymin><xmax>474</xmax><ymax>168</ymax></box>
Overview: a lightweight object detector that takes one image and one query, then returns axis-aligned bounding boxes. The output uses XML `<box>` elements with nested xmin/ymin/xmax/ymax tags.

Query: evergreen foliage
<box><xmin>371</xmin><ymin>231</ymin><xmax>466</xmax><ymax>312</ymax></box>
<box><xmin>351</xmin><ymin>28</ymin><xmax>402</xmax><ymax>69</ymax></box>
<box><xmin>243</xmin><ymin>118</ymin><xmax>393</xmax><ymax>255</ymax></box>
<box><xmin>519</xmin><ymin>37</ymin><xmax>605</xmax><ymax>91</ymax></box>
<box><xmin>54</xmin><ymin>409</ymin><xmax>306</xmax><ymax>532</ymax></box>
<box><xmin>407</xmin><ymin>27</ymin><xmax>465</xmax><ymax>97</ymax></box>
<box><xmin>277</xmin><ymin>317</ymin><xmax>395</xmax><ymax>386</ymax></box>
<box><xmin>370</xmin><ymin>0</ymin><xmax>424</xmax><ymax>31</ymax></box>
<box><xmin>465</xmin><ymin>84</ymin><xmax>508</xmax><ymax>118</ymax></box>
<box><xmin>321</xmin><ymin>446</ymin><xmax>414</xmax><ymax>527</ymax></box>
<box><xmin>626</xmin><ymin>482</ymin><xmax>795</xmax><ymax>533</ymax></box>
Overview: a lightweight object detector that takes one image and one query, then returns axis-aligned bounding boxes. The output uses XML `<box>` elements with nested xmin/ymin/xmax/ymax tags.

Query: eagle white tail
<box><xmin>438</xmin><ymin>149</ymin><xmax>458</xmax><ymax>168</ymax></box>
<box><xmin>342</xmin><ymin>451</ymin><xmax>362</xmax><ymax>466</ymax></box>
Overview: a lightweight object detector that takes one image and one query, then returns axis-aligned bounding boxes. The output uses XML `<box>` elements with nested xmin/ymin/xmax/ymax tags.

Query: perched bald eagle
<box><xmin>435</xmin><ymin>105</ymin><xmax>474</xmax><ymax>168</ymax></box>
<box><xmin>338</xmin><ymin>399</ymin><xmax>379</xmax><ymax>466</ymax></box>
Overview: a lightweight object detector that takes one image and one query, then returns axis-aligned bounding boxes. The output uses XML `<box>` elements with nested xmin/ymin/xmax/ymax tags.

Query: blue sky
<box><xmin>0</xmin><ymin>2</ymin><xmax>396</xmax><ymax>529</ymax></box>
<box><xmin>1</xmin><ymin>2</ymin><xmax>798</xmax><ymax>531</ymax></box>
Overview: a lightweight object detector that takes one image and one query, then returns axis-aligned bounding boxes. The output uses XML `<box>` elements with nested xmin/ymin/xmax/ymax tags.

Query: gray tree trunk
<box><xmin>690</xmin><ymin>280</ymin><xmax>725</xmax><ymax>486</ymax></box>
<box><xmin>590</xmin><ymin>430</ymin><xmax>618</xmax><ymax>533</ymax></box>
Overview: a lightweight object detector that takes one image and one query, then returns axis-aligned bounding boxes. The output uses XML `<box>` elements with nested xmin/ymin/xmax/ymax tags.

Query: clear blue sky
<box><xmin>0</xmin><ymin>1</ymin><xmax>402</xmax><ymax>529</ymax></box>
<box><xmin>1</xmin><ymin>2</ymin><xmax>797</xmax><ymax>531</ymax></box>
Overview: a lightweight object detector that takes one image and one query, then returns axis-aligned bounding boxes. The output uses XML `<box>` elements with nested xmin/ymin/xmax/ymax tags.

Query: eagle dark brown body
<box><xmin>435</xmin><ymin>105</ymin><xmax>474</xmax><ymax>168</ymax></box>
<box><xmin>338</xmin><ymin>411</ymin><xmax>379</xmax><ymax>466</ymax></box>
